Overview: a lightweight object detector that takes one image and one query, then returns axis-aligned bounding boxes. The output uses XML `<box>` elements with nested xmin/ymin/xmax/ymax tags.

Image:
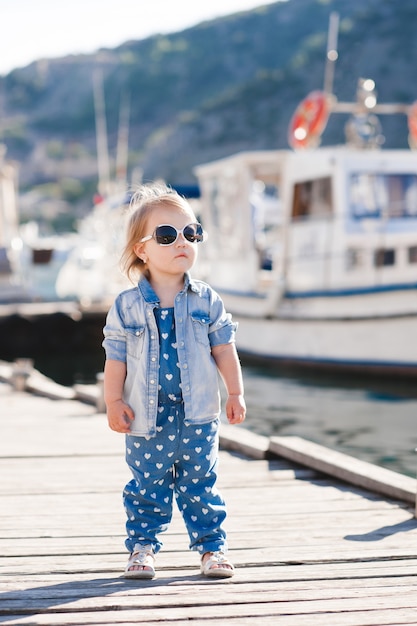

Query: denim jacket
<box><xmin>102</xmin><ymin>273</ymin><xmax>237</xmax><ymax>437</ymax></box>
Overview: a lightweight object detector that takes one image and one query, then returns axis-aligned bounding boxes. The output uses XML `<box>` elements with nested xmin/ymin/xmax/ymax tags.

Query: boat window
<box><xmin>250</xmin><ymin>180</ymin><xmax>282</xmax><ymax>270</ymax></box>
<box><xmin>408</xmin><ymin>246</ymin><xmax>417</xmax><ymax>263</ymax></box>
<box><xmin>374</xmin><ymin>248</ymin><xmax>395</xmax><ymax>267</ymax></box>
<box><xmin>291</xmin><ymin>177</ymin><xmax>332</xmax><ymax>220</ymax></box>
<box><xmin>350</xmin><ymin>174</ymin><xmax>417</xmax><ymax>219</ymax></box>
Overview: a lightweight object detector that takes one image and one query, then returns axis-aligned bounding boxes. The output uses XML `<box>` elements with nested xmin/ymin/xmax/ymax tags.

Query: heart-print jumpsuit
<box><xmin>123</xmin><ymin>306</ymin><xmax>227</xmax><ymax>555</ymax></box>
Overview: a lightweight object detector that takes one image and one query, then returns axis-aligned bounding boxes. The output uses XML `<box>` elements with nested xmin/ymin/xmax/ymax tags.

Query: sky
<box><xmin>0</xmin><ymin>0</ymin><xmax>283</xmax><ymax>76</ymax></box>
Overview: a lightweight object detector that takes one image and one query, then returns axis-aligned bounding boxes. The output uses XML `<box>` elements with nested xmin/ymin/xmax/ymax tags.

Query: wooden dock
<box><xmin>2</xmin><ymin>369</ymin><xmax>417</xmax><ymax>625</ymax></box>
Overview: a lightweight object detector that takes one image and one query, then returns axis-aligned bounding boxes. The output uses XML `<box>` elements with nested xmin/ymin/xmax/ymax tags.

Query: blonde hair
<box><xmin>121</xmin><ymin>182</ymin><xmax>196</xmax><ymax>282</ymax></box>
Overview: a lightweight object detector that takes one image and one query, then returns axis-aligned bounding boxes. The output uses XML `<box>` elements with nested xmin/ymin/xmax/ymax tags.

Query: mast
<box><xmin>323</xmin><ymin>12</ymin><xmax>339</xmax><ymax>96</ymax></box>
<box><xmin>93</xmin><ymin>69</ymin><xmax>111</xmax><ymax>198</ymax></box>
<box><xmin>115</xmin><ymin>91</ymin><xmax>130</xmax><ymax>187</ymax></box>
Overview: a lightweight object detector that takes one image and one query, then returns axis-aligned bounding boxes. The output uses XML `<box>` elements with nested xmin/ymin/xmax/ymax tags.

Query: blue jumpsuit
<box><xmin>123</xmin><ymin>307</ymin><xmax>227</xmax><ymax>555</ymax></box>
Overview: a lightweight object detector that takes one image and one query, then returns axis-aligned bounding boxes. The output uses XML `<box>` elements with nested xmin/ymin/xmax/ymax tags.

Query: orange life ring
<box><xmin>407</xmin><ymin>100</ymin><xmax>417</xmax><ymax>148</ymax></box>
<box><xmin>288</xmin><ymin>90</ymin><xmax>331</xmax><ymax>150</ymax></box>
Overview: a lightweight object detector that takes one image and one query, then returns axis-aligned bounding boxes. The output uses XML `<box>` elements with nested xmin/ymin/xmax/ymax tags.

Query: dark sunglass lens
<box><xmin>184</xmin><ymin>223</ymin><xmax>204</xmax><ymax>243</ymax></box>
<box><xmin>155</xmin><ymin>225</ymin><xmax>177</xmax><ymax>245</ymax></box>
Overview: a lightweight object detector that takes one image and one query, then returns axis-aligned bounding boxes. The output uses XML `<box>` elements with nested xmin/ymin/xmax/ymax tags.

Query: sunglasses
<box><xmin>140</xmin><ymin>223</ymin><xmax>205</xmax><ymax>246</ymax></box>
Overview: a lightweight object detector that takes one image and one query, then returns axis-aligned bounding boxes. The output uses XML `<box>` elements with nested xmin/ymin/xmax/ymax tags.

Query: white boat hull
<box><xmin>232</xmin><ymin>310</ymin><xmax>417</xmax><ymax>375</ymax></box>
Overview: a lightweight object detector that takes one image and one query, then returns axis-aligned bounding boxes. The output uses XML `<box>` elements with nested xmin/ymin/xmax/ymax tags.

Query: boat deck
<box><xmin>1</xmin><ymin>374</ymin><xmax>417</xmax><ymax>625</ymax></box>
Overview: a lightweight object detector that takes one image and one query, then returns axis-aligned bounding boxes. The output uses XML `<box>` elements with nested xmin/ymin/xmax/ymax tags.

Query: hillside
<box><xmin>1</xmin><ymin>0</ymin><xmax>417</xmax><ymax>222</ymax></box>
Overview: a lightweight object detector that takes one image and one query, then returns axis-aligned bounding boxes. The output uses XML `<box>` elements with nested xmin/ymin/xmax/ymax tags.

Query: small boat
<box><xmin>194</xmin><ymin>17</ymin><xmax>417</xmax><ymax>378</ymax></box>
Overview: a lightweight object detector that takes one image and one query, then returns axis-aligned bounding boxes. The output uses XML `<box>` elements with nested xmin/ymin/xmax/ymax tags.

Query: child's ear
<box><xmin>133</xmin><ymin>243</ymin><xmax>146</xmax><ymax>262</ymax></box>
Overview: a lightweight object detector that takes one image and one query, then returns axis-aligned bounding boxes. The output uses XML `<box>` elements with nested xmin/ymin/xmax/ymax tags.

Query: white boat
<box><xmin>194</xmin><ymin>68</ymin><xmax>417</xmax><ymax>376</ymax></box>
<box><xmin>55</xmin><ymin>189</ymin><xmax>131</xmax><ymax>305</ymax></box>
<box><xmin>0</xmin><ymin>144</ymin><xmax>34</xmax><ymax>303</ymax></box>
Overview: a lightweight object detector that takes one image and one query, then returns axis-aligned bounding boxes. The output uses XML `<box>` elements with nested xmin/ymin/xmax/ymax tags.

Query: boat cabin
<box><xmin>194</xmin><ymin>147</ymin><xmax>417</xmax><ymax>308</ymax></box>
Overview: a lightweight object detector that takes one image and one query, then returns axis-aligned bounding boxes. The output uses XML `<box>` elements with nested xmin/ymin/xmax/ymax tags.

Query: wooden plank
<box><xmin>2</xmin><ymin>611</ymin><xmax>416</xmax><ymax>626</ymax></box>
<box><xmin>2</xmin><ymin>594</ymin><xmax>417</xmax><ymax>626</ymax></box>
<box><xmin>270</xmin><ymin>435</ymin><xmax>417</xmax><ymax>505</ymax></box>
<box><xmin>219</xmin><ymin>422</ymin><xmax>270</xmax><ymax>459</ymax></box>
<box><xmin>3</xmin><ymin>584</ymin><xmax>417</xmax><ymax>615</ymax></box>
<box><xmin>4</xmin><ymin>559</ymin><xmax>417</xmax><ymax>586</ymax></box>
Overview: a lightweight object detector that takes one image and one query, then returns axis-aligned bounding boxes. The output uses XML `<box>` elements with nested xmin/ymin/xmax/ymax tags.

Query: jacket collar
<box><xmin>138</xmin><ymin>272</ymin><xmax>198</xmax><ymax>304</ymax></box>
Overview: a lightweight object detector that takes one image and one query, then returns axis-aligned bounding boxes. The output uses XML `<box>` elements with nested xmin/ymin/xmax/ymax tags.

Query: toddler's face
<box><xmin>134</xmin><ymin>205</ymin><xmax>199</xmax><ymax>279</ymax></box>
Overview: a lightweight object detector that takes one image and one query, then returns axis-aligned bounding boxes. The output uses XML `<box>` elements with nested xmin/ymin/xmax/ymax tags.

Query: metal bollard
<box><xmin>96</xmin><ymin>372</ymin><xmax>106</xmax><ymax>413</ymax></box>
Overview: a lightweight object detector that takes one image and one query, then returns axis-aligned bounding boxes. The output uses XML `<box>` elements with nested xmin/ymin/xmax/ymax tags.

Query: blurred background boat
<box><xmin>0</xmin><ymin>144</ymin><xmax>34</xmax><ymax>303</ymax></box>
<box><xmin>54</xmin><ymin>189</ymin><xmax>131</xmax><ymax>306</ymax></box>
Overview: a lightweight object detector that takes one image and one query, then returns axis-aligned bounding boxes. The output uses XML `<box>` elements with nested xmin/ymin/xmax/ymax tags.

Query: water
<box><xmin>240</xmin><ymin>365</ymin><xmax>417</xmax><ymax>478</ymax></box>
<box><xmin>31</xmin><ymin>354</ymin><xmax>417</xmax><ymax>479</ymax></box>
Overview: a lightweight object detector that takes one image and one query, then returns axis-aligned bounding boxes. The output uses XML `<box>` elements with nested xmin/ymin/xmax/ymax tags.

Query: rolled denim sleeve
<box><xmin>102</xmin><ymin>298</ymin><xmax>127</xmax><ymax>362</ymax></box>
<box><xmin>208</xmin><ymin>289</ymin><xmax>237</xmax><ymax>347</ymax></box>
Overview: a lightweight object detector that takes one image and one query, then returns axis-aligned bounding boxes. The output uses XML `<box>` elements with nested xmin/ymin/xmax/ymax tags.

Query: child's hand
<box><xmin>106</xmin><ymin>399</ymin><xmax>134</xmax><ymax>433</ymax></box>
<box><xmin>225</xmin><ymin>394</ymin><xmax>246</xmax><ymax>425</ymax></box>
